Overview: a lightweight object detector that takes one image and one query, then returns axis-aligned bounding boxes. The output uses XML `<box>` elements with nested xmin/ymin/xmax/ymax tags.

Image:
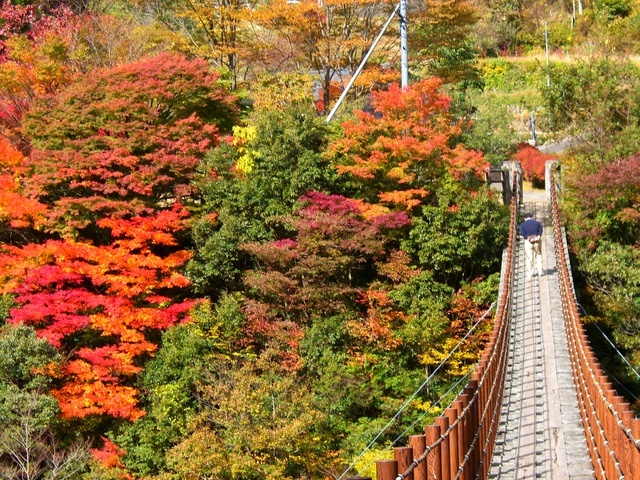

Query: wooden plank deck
<box><xmin>489</xmin><ymin>197</ymin><xmax>594</xmax><ymax>479</ymax></box>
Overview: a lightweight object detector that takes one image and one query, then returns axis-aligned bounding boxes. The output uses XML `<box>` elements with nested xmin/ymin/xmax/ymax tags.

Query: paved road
<box><xmin>537</xmin><ymin>137</ymin><xmax>583</xmax><ymax>155</ymax></box>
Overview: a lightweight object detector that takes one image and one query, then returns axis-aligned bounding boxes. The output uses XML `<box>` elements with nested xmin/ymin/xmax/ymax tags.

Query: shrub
<box><xmin>514</xmin><ymin>143</ymin><xmax>555</xmax><ymax>187</ymax></box>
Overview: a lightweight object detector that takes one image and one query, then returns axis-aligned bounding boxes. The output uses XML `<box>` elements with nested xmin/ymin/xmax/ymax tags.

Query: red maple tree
<box><xmin>0</xmin><ymin>53</ymin><xmax>237</xmax><ymax>421</ymax></box>
<box><xmin>240</xmin><ymin>192</ymin><xmax>413</xmax><ymax>369</ymax></box>
<box><xmin>1</xmin><ymin>206</ymin><xmax>195</xmax><ymax>419</ymax></box>
<box><xmin>514</xmin><ymin>143</ymin><xmax>554</xmax><ymax>188</ymax></box>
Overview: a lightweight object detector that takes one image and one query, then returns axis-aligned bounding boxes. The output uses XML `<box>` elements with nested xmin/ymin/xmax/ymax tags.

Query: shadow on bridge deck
<box><xmin>489</xmin><ymin>193</ymin><xmax>595</xmax><ymax>480</ymax></box>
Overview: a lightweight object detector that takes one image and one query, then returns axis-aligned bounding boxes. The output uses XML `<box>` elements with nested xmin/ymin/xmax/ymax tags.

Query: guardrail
<box><xmin>550</xmin><ymin>169</ymin><xmax>640</xmax><ymax>480</ymax></box>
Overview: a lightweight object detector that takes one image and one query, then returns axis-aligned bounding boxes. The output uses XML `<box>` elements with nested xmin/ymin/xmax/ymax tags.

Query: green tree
<box><xmin>402</xmin><ymin>178</ymin><xmax>509</xmax><ymax>287</ymax></box>
<box><xmin>583</xmin><ymin>242</ymin><xmax>640</xmax><ymax>332</ymax></box>
<box><xmin>0</xmin><ymin>323</ymin><xmax>91</xmax><ymax>478</ymax></box>
<box><xmin>113</xmin><ymin>297</ymin><xmax>245</xmax><ymax>476</ymax></box>
<box><xmin>561</xmin><ymin>151</ymin><xmax>640</xmax><ymax>403</ymax></box>
<box><xmin>545</xmin><ymin>57</ymin><xmax>640</xmax><ymax>166</ymax></box>
<box><xmin>0</xmin><ymin>323</ymin><xmax>60</xmax><ymax>389</ymax></box>
<box><xmin>410</xmin><ymin>0</ymin><xmax>480</xmax><ymax>84</ymax></box>
<box><xmin>188</xmin><ymin>104</ymin><xmax>342</xmax><ymax>296</ymax></box>
<box><xmin>455</xmin><ymin>88</ymin><xmax>519</xmax><ymax>165</ymax></box>
<box><xmin>475</xmin><ymin>0</ymin><xmax>525</xmax><ymax>55</ymax></box>
<box><xmin>164</xmin><ymin>356</ymin><xmax>327</xmax><ymax>480</ymax></box>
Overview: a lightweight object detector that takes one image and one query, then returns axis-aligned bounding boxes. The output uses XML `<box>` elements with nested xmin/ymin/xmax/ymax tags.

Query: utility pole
<box><xmin>530</xmin><ymin>112</ymin><xmax>537</xmax><ymax>145</ymax></box>
<box><xmin>544</xmin><ymin>21</ymin><xmax>550</xmax><ymax>87</ymax></box>
<box><xmin>400</xmin><ymin>0</ymin><xmax>409</xmax><ymax>89</ymax></box>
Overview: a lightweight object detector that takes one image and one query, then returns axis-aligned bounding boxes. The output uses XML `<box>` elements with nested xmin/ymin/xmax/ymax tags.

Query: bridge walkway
<box><xmin>489</xmin><ymin>197</ymin><xmax>594</xmax><ymax>479</ymax></box>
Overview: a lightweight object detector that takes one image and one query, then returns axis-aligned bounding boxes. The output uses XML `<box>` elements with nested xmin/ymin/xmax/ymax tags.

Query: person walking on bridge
<box><xmin>520</xmin><ymin>213</ymin><xmax>543</xmax><ymax>278</ymax></box>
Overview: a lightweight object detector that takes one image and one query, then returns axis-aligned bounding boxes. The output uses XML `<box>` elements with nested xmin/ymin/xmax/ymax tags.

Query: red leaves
<box><xmin>330</xmin><ymin>79</ymin><xmax>488</xmax><ymax>207</ymax></box>
<box><xmin>0</xmin><ymin>2</ymin><xmax>77</xmax><ymax>144</ymax></box>
<box><xmin>0</xmin><ymin>2</ymin><xmax>36</xmax><ymax>61</ymax></box>
<box><xmin>241</xmin><ymin>299</ymin><xmax>304</xmax><ymax>372</ymax></box>
<box><xmin>0</xmin><ymin>217</ymin><xmax>194</xmax><ymax>419</ymax></box>
<box><xmin>570</xmin><ymin>155</ymin><xmax>640</xmax><ymax>211</ymax></box>
<box><xmin>0</xmin><ymin>56</ymin><xmax>236</xmax><ymax>422</ymax></box>
<box><xmin>565</xmin><ymin>154</ymin><xmax>640</xmax><ymax>248</ymax></box>
<box><xmin>20</xmin><ymin>54</ymin><xmax>236</xmax><ymax>240</ymax></box>
<box><xmin>0</xmin><ymin>136</ymin><xmax>47</xmax><ymax>228</ymax></box>
<box><xmin>75</xmin><ymin>346</ymin><xmax>144</xmax><ymax>380</ymax></box>
<box><xmin>240</xmin><ymin>192</ymin><xmax>412</xmax><ymax>365</ymax></box>
<box><xmin>378</xmin><ymin>189</ymin><xmax>429</xmax><ymax>209</ymax></box>
<box><xmin>24</xmin><ymin>135</ymin><xmax>206</xmax><ymax>230</ymax></box>
<box><xmin>348</xmin><ymin>288</ymin><xmax>405</xmax><ymax>352</ymax></box>
<box><xmin>370</xmin><ymin>79</ymin><xmax>452</xmax><ymax>121</ymax></box>
<box><xmin>10</xmin><ymin>288</ymin><xmax>95</xmax><ymax>347</ymax></box>
<box><xmin>26</xmin><ymin>53</ymin><xmax>235</xmax><ymax>152</ymax></box>
<box><xmin>98</xmin><ymin>204</ymin><xmax>190</xmax><ymax>250</ymax></box>
<box><xmin>514</xmin><ymin>143</ymin><xmax>554</xmax><ymax>187</ymax></box>
<box><xmin>90</xmin><ymin>437</ymin><xmax>126</xmax><ymax>469</ymax></box>
<box><xmin>55</xmin><ymin>378</ymin><xmax>144</xmax><ymax>420</ymax></box>
<box><xmin>376</xmin><ymin>250</ymin><xmax>420</xmax><ymax>283</ymax></box>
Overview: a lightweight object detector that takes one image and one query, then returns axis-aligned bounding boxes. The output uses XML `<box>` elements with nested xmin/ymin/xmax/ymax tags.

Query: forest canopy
<box><xmin>1</xmin><ymin>0</ymin><xmax>640</xmax><ymax>478</ymax></box>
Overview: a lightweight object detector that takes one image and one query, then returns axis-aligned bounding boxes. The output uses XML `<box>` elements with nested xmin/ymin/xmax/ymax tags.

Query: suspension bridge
<box><xmin>345</xmin><ymin>162</ymin><xmax>640</xmax><ymax>480</ymax></box>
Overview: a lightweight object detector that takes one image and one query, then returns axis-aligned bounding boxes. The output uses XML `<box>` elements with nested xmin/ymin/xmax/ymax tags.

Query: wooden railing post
<box><xmin>376</xmin><ymin>460</ymin><xmax>397</xmax><ymax>480</ymax></box>
<box><xmin>615</xmin><ymin>397</ymin><xmax>629</xmax><ymax>477</ymax></box>
<box><xmin>453</xmin><ymin>400</ymin><xmax>465</xmax><ymax>478</ymax></box>
<box><xmin>458</xmin><ymin>393</ymin><xmax>472</xmax><ymax>480</ymax></box>
<box><xmin>395</xmin><ymin>446</ymin><xmax>414</xmax><ymax>480</ymax></box>
<box><xmin>632</xmin><ymin>418</ymin><xmax>640</xmax><ymax>479</ymax></box>
<box><xmin>435</xmin><ymin>416</ymin><xmax>451</xmax><ymax>480</ymax></box>
<box><xmin>465</xmin><ymin>380</ymin><xmax>480</xmax><ymax>475</ymax></box>
<box><xmin>409</xmin><ymin>435</ymin><xmax>427</xmax><ymax>480</ymax></box>
<box><xmin>445</xmin><ymin>407</ymin><xmax>459</xmax><ymax>479</ymax></box>
<box><xmin>425</xmin><ymin>424</ymin><xmax>441</xmax><ymax>480</ymax></box>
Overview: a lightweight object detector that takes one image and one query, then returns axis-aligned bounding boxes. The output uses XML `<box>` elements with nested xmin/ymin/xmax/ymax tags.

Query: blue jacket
<box><xmin>520</xmin><ymin>218</ymin><xmax>543</xmax><ymax>238</ymax></box>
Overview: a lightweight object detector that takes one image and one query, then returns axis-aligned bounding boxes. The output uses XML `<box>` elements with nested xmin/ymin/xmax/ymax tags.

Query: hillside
<box><xmin>0</xmin><ymin>1</ymin><xmax>639</xmax><ymax>478</ymax></box>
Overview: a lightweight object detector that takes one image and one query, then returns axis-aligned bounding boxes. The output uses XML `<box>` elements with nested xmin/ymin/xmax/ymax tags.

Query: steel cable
<box><xmin>336</xmin><ymin>303</ymin><xmax>496</xmax><ymax>480</ymax></box>
<box><xmin>394</xmin><ymin>171</ymin><xmax>520</xmax><ymax>480</ymax></box>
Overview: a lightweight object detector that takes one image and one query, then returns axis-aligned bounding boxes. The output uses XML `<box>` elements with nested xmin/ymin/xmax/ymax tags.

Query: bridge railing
<box><xmin>550</xmin><ymin>169</ymin><xmax>640</xmax><ymax>480</ymax></box>
<box><xmin>357</xmin><ymin>172</ymin><xmax>519</xmax><ymax>480</ymax></box>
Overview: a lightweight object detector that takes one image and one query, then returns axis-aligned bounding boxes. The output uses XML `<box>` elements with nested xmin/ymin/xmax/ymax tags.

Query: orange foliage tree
<box><xmin>0</xmin><ymin>136</ymin><xmax>47</xmax><ymax>232</ymax></box>
<box><xmin>328</xmin><ymin>78</ymin><xmax>488</xmax><ymax>209</ymax></box>
<box><xmin>245</xmin><ymin>0</ymin><xmax>397</xmax><ymax>109</ymax></box>
<box><xmin>136</xmin><ymin>0</ymin><xmax>397</xmax><ymax>106</ymax></box>
<box><xmin>0</xmin><ymin>210</ymin><xmax>194</xmax><ymax>420</ymax></box>
<box><xmin>0</xmin><ymin>2</ymin><xmax>77</xmax><ymax>146</ymax></box>
<box><xmin>0</xmin><ymin>53</ymin><xmax>237</xmax><ymax>422</ymax></box>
